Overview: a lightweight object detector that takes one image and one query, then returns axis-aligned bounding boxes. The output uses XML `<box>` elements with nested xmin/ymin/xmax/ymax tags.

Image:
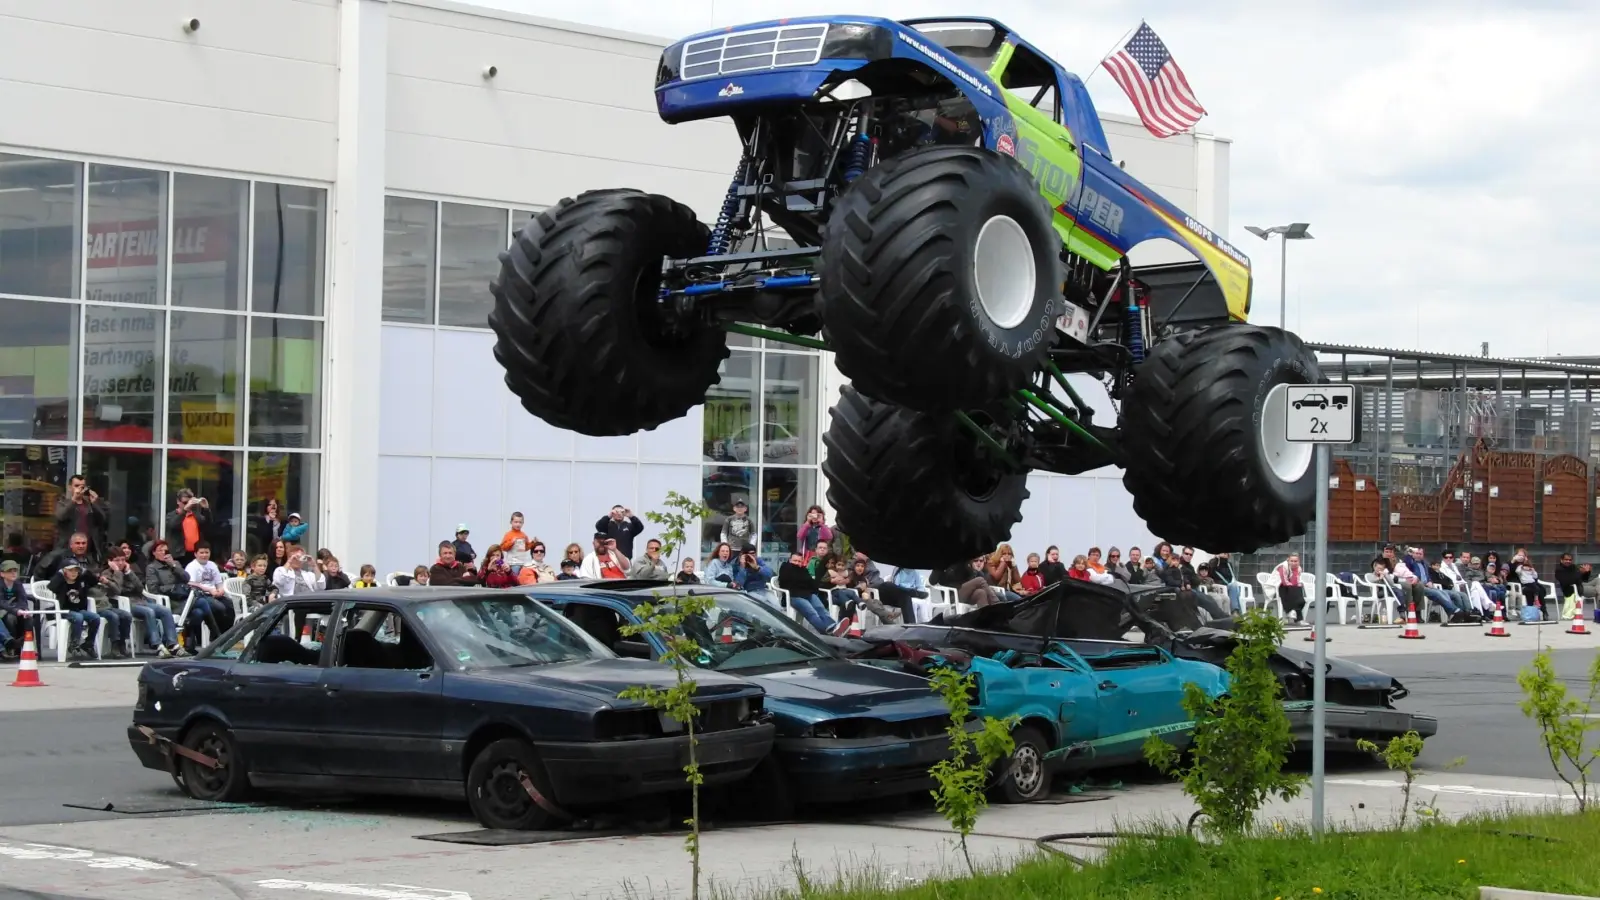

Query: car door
<box><xmin>317</xmin><ymin>601</ymin><xmax>448</xmax><ymax>781</ymax></box>
<box><xmin>223</xmin><ymin>598</ymin><xmax>338</xmax><ymax>775</ymax></box>
<box><xmin>1083</xmin><ymin>648</ymin><xmax>1190</xmax><ymax>762</ymax></box>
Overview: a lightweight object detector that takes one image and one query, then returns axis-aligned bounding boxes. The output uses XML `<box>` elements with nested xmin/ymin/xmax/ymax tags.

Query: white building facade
<box><xmin>0</xmin><ymin>0</ymin><xmax>1234</xmax><ymax>577</ymax></box>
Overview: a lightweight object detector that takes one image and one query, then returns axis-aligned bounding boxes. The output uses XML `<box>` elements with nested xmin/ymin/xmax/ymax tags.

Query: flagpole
<box><xmin>1081</xmin><ymin>20</ymin><xmax>1142</xmax><ymax>86</ymax></box>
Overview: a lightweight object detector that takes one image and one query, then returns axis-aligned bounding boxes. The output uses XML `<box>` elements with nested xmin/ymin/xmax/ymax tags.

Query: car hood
<box><xmin>739</xmin><ymin>659</ymin><xmax>945</xmax><ymax>723</ymax></box>
<box><xmin>1270</xmin><ymin>645</ymin><xmax>1401</xmax><ymax>690</ymax></box>
<box><xmin>461</xmin><ymin>657</ymin><xmax>759</xmax><ymax>707</ymax></box>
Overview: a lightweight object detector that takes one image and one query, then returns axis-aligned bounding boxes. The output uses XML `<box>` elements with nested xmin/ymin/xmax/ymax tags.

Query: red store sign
<box><xmin>86</xmin><ymin>217</ymin><xmax>237</xmax><ymax>269</ymax></box>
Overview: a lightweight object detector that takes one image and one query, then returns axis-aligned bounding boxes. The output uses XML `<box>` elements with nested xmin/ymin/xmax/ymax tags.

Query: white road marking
<box><xmin>0</xmin><ymin>841</ymin><xmax>169</xmax><ymax>869</ymax></box>
<box><xmin>1327</xmin><ymin>778</ymin><xmax>1577</xmax><ymax>800</ymax></box>
<box><xmin>256</xmin><ymin>880</ymin><xmax>472</xmax><ymax>900</ymax></box>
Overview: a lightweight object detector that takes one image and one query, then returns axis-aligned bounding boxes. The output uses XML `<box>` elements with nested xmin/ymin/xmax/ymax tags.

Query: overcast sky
<box><xmin>480</xmin><ymin>0</ymin><xmax>1600</xmax><ymax>360</ymax></box>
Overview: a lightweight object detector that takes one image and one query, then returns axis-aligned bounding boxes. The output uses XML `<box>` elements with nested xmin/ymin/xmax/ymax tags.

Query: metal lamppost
<box><xmin>1244</xmin><ymin>222</ymin><xmax>1313</xmax><ymax>329</ymax></box>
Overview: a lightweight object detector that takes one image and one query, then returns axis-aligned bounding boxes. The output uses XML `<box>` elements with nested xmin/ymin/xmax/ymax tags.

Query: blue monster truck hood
<box><xmin>653</xmin><ymin>16</ymin><xmax>999</xmax><ymax>124</ymax></box>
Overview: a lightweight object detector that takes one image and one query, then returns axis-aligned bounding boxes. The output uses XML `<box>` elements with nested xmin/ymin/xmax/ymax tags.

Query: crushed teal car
<box><xmin>859</xmin><ymin>634</ymin><xmax>1227</xmax><ymax>802</ymax></box>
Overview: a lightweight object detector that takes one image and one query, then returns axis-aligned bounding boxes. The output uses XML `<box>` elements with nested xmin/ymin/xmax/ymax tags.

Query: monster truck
<box><xmin>489</xmin><ymin>16</ymin><xmax>1325</xmax><ymax>569</ymax></box>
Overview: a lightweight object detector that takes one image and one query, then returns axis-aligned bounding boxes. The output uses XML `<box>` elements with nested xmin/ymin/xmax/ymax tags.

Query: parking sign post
<box><xmin>1285</xmin><ymin>383</ymin><xmax>1358</xmax><ymax>840</ymax></box>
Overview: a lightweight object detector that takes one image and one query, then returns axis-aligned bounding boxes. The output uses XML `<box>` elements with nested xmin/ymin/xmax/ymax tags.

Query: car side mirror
<box><xmin>616</xmin><ymin>640</ymin><xmax>653</xmax><ymax>660</ymax></box>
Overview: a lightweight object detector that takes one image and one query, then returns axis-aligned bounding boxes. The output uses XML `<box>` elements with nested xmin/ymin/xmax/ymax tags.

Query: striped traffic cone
<box><xmin>1569</xmin><ymin>598</ymin><xmax>1591</xmax><ymax>636</ymax></box>
<box><xmin>298</xmin><ymin>622</ymin><xmax>313</xmax><ymax>647</ymax></box>
<box><xmin>1484</xmin><ymin>603</ymin><xmax>1510</xmax><ymax>637</ymax></box>
<box><xmin>1399</xmin><ymin>601</ymin><xmax>1425</xmax><ymax>640</ymax></box>
<box><xmin>1302</xmin><ymin>624</ymin><xmax>1329</xmax><ymax>643</ymax></box>
<box><xmin>10</xmin><ymin>630</ymin><xmax>44</xmax><ymax>687</ymax></box>
<box><xmin>718</xmin><ymin>621</ymin><xmax>735</xmax><ymax>643</ymax></box>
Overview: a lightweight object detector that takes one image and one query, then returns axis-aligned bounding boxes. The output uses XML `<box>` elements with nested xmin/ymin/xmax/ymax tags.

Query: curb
<box><xmin>1481</xmin><ymin>888</ymin><xmax>1600</xmax><ymax>900</ymax></box>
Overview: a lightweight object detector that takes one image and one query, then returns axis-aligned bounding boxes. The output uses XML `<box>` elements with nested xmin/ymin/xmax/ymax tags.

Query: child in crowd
<box><xmin>223</xmin><ymin>550</ymin><xmax>248</xmax><ymax>577</ymax></box>
<box><xmin>353</xmin><ymin>564</ymin><xmax>380</xmax><ymax>588</ymax></box>
<box><xmin>557</xmin><ymin>558</ymin><xmax>580</xmax><ymax>580</ymax></box>
<box><xmin>244</xmin><ymin>555</ymin><xmax>275</xmax><ymax>608</ymax></box>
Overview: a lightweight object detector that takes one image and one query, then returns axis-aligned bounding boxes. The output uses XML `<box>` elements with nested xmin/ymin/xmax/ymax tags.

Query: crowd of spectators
<box><xmin>2</xmin><ymin>476</ymin><xmax>1593</xmax><ymax>661</ymax></box>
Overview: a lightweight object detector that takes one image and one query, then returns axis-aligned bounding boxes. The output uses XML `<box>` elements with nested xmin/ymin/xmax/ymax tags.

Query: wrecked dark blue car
<box><xmin>522</xmin><ymin>580</ymin><xmax>954</xmax><ymax>812</ymax></box>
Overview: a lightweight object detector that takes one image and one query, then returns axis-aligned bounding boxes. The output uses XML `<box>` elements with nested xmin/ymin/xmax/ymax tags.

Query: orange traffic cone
<box><xmin>10</xmin><ymin>630</ymin><xmax>44</xmax><ymax>687</ymax></box>
<box><xmin>1569</xmin><ymin>597</ymin><xmax>1591</xmax><ymax>636</ymax></box>
<box><xmin>718</xmin><ymin>621</ymin><xmax>735</xmax><ymax>643</ymax></box>
<box><xmin>1485</xmin><ymin>603</ymin><xmax>1510</xmax><ymax>638</ymax></box>
<box><xmin>298</xmin><ymin>622</ymin><xmax>313</xmax><ymax>647</ymax></box>
<box><xmin>847</xmin><ymin>617</ymin><xmax>865</xmax><ymax>638</ymax></box>
<box><xmin>1302</xmin><ymin>625</ymin><xmax>1329</xmax><ymax>643</ymax></box>
<box><xmin>1399</xmin><ymin>601</ymin><xmax>1425</xmax><ymax>640</ymax></box>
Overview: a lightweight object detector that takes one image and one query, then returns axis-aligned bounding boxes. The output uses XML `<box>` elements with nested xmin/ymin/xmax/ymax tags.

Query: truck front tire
<box><xmin>490</xmin><ymin>189</ymin><xmax>727</xmax><ymax>437</ymax></box>
<box><xmin>822</xmin><ymin>386</ymin><xmax>1027</xmax><ymax>570</ymax></box>
<box><xmin>820</xmin><ymin>145</ymin><xmax>1060</xmax><ymax>414</ymax></box>
<box><xmin>1121</xmin><ymin>325</ymin><xmax>1323</xmax><ymax>552</ymax></box>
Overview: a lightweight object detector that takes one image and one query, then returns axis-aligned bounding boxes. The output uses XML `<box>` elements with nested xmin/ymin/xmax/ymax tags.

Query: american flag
<box><xmin>1100</xmin><ymin>23</ymin><xmax>1206</xmax><ymax>139</ymax></box>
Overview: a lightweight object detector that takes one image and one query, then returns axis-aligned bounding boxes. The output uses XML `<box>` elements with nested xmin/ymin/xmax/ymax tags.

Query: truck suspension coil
<box><xmin>706</xmin><ymin>157</ymin><xmax>749</xmax><ymax>256</ymax></box>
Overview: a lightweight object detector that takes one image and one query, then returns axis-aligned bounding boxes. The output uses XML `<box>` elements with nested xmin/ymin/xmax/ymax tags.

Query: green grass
<box><xmin>780</xmin><ymin>811</ymin><xmax>1600</xmax><ymax>900</ymax></box>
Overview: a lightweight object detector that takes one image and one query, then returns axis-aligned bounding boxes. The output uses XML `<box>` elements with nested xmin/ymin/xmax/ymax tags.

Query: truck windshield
<box><xmin>906</xmin><ymin>21</ymin><xmax>1007</xmax><ymax>72</ymax></box>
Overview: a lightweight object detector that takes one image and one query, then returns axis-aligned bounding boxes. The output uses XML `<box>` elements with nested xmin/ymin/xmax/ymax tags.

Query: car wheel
<box><xmin>1121</xmin><ymin>324</ymin><xmax>1323</xmax><ymax>552</ymax></box>
<box><xmin>820</xmin><ymin>144</ymin><xmax>1061</xmax><ymax>414</ymax></box>
<box><xmin>489</xmin><ymin>189</ymin><xmax>728</xmax><ymax>437</ymax></box>
<box><xmin>177</xmin><ymin>721</ymin><xmax>251</xmax><ymax>803</ymax></box>
<box><xmin>822</xmin><ymin>385</ymin><xmax>1027</xmax><ymax>569</ymax></box>
<box><xmin>466</xmin><ymin>738</ymin><xmax>558</xmax><ymax>831</ymax></box>
<box><xmin>997</xmin><ymin>725</ymin><xmax>1053</xmax><ymax>803</ymax></box>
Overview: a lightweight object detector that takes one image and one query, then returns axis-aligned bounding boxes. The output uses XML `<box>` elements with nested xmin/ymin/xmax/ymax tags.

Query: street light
<box><xmin>1244</xmin><ymin>222</ymin><xmax>1313</xmax><ymax>330</ymax></box>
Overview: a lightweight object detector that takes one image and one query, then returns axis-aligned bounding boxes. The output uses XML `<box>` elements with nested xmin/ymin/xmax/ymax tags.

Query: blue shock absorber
<box><xmin>705</xmin><ymin>159</ymin><xmax>748</xmax><ymax>256</ymax></box>
<box><xmin>843</xmin><ymin>134</ymin><xmax>873</xmax><ymax>183</ymax></box>
<box><xmin>1126</xmin><ymin>296</ymin><xmax>1145</xmax><ymax>363</ymax></box>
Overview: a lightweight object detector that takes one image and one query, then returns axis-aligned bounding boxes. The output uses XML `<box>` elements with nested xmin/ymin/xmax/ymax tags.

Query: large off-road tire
<box><xmin>1121</xmin><ymin>324</ymin><xmax>1323</xmax><ymax>552</ymax></box>
<box><xmin>820</xmin><ymin>145</ymin><xmax>1061</xmax><ymax>414</ymax></box>
<box><xmin>822</xmin><ymin>386</ymin><xmax>1027</xmax><ymax>570</ymax></box>
<box><xmin>489</xmin><ymin>190</ymin><xmax>727</xmax><ymax>437</ymax></box>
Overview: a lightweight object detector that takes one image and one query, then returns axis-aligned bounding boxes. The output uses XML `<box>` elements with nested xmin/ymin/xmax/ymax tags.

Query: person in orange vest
<box><xmin>165</xmin><ymin>489</ymin><xmax>211</xmax><ymax>565</ymax></box>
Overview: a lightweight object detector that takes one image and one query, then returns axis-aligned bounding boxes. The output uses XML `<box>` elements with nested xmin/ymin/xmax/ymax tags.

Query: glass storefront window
<box><xmin>86</xmin><ymin>164</ymin><xmax>168</xmax><ymax>307</ymax></box>
<box><xmin>245</xmin><ymin>451</ymin><xmax>318</xmax><ymax>556</ymax></box>
<box><xmin>82</xmin><ymin>305</ymin><xmax>162</xmax><ymax>442</ymax></box>
<box><xmin>165</xmin><ymin>448</ymin><xmax>241</xmax><ymax>557</ymax></box>
<box><xmin>701</xmin><ymin>465</ymin><xmax>757</xmax><ymax>556</ymax></box>
<box><xmin>171</xmin><ymin>174</ymin><xmax>249</xmax><ymax>311</ymax></box>
<box><xmin>761</xmin><ymin>353</ymin><xmax>818</xmax><ymax>465</ymax></box>
<box><xmin>249</xmin><ymin>317</ymin><xmax>322</xmax><ymax>449</ymax></box>
<box><xmin>252</xmin><ymin>182</ymin><xmax>327</xmax><ymax>316</ymax></box>
<box><xmin>81</xmin><ymin>446</ymin><xmax>156</xmax><ymax>549</ymax></box>
<box><xmin>704</xmin><ymin>351</ymin><xmax>757</xmax><ymax>463</ymax></box>
<box><xmin>0</xmin><ymin>154</ymin><xmax>82</xmax><ymax>299</ymax></box>
<box><xmin>382</xmin><ymin>197</ymin><xmax>437</xmax><ymax>324</ymax></box>
<box><xmin>0</xmin><ymin>297</ymin><xmax>78</xmax><ymax>441</ymax></box>
<box><xmin>0</xmin><ymin>443</ymin><xmax>70</xmax><ymax>558</ymax></box>
<box><xmin>437</xmin><ymin>202</ymin><xmax>507</xmax><ymax>328</ymax></box>
<box><xmin>169</xmin><ymin>311</ymin><xmax>244</xmax><ymax>446</ymax></box>
<box><xmin>760</xmin><ymin>467</ymin><xmax>815</xmax><ymax>568</ymax></box>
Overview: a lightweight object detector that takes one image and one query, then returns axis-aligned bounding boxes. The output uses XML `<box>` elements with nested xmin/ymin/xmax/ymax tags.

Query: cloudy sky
<box><xmin>481</xmin><ymin>0</ymin><xmax>1600</xmax><ymax>360</ymax></box>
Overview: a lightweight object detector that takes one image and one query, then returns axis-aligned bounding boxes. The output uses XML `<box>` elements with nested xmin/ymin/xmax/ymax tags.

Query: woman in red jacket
<box><xmin>1019</xmin><ymin>553</ymin><xmax>1046</xmax><ymax>594</ymax></box>
<box><xmin>480</xmin><ymin>546</ymin><xmax>518</xmax><ymax>589</ymax></box>
<box><xmin>1066</xmin><ymin>554</ymin><xmax>1092</xmax><ymax>581</ymax></box>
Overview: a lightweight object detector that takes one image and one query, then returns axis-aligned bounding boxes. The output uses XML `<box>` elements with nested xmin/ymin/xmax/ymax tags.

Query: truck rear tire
<box><xmin>489</xmin><ymin>189</ymin><xmax>727</xmax><ymax>437</ymax></box>
<box><xmin>822</xmin><ymin>386</ymin><xmax>1027</xmax><ymax>570</ymax></box>
<box><xmin>820</xmin><ymin>145</ymin><xmax>1060</xmax><ymax>414</ymax></box>
<box><xmin>1121</xmin><ymin>325</ymin><xmax>1323</xmax><ymax>552</ymax></box>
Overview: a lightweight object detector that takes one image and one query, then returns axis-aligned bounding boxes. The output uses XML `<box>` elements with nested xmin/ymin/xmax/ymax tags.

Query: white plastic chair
<box><xmin>223</xmin><ymin>576</ymin><xmax>250</xmax><ymax>616</ymax></box>
<box><xmin>1313</xmin><ymin>573</ymin><xmax>1352</xmax><ymax>625</ymax></box>
<box><xmin>385</xmin><ymin>571</ymin><xmax>409</xmax><ymax>586</ymax></box>
<box><xmin>1355</xmin><ymin>574</ymin><xmax>1398</xmax><ymax>624</ymax></box>
<box><xmin>169</xmin><ymin>588</ymin><xmax>211</xmax><ymax>648</ymax></box>
<box><xmin>1253</xmin><ymin>572</ymin><xmax>1285</xmax><ymax>619</ymax></box>
<box><xmin>926</xmin><ymin>583</ymin><xmax>971</xmax><ymax>620</ymax></box>
<box><xmin>24</xmin><ymin>581</ymin><xmax>68</xmax><ymax>663</ymax></box>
